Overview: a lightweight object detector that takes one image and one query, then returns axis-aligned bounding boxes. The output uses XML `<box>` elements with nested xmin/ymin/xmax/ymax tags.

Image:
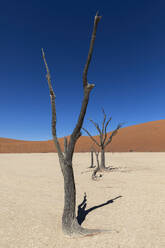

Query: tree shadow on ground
<box><xmin>103</xmin><ymin>166</ymin><xmax>132</xmax><ymax>173</ymax></box>
<box><xmin>81</xmin><ymin>166</ymin><xmax>131</xmax><ymax>174</ymax></box>
<box><xmin>76</xmin><ymin>193</ymin><xmax>122</xmax><ymax>225</ymax></box>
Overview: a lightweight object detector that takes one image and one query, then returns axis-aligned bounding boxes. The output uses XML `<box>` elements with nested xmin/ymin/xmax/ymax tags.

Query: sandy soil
<box><xmin>0</xmin><ymin>152</ymin><xmax>164</xmax><ymax>248</ymax></box>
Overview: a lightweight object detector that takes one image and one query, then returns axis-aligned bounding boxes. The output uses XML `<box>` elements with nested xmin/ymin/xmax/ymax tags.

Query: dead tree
<box><xmin>92</xmin><ymin>148</ymin><xmax>102</xmax><ymax>180</ymax></box>
<box><xmin>89</xmin><ymin>144</ymin><xmax>96</xmax><ymax>168</ymax></box>
<box><xmin>82</xmin><ymin>108</ymin><xmax>123</xmax><ymax>171</ymax></box>
<box><xmin>42</xmin><ymin>12</ymin><xmax>111</xmax><ymax>237</ymax></box>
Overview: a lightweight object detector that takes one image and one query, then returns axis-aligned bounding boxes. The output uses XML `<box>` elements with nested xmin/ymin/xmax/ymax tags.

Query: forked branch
<box><xmin>102</xmin><ymin>117</ymin><xmax>112</xmax><ymax>144</ymax></box>
<box><xmin>82</xmin><ymin>127</ymin><xmax>100</xmax><ymax>147</ymax></box>
<box><xmin>88</xmin><ymin>118</ymin><xmax>102</xmax><ymax>136</ymax></box>
<box><xmin>66</xmin><ymin>12</ymin><xmax>102</xmax><ymax>162</ymax></box>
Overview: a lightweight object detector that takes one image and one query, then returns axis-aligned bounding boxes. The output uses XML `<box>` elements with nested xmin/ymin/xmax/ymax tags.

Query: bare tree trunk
<box><xmin>61</xmin><ymin>138</ymin><xmax>77</xmax><ymax>234</ymax></box>
<box><xmin>100</xmin><ymin>146</ymin><xmax>105</xmax><ymax>170</ymax></box>
<box><xmin>92</xmin><ymin>151</ymin><xmax>101</xmax><ymax>180</ymax></box>
<box><xmin>61</xmin><ymin>160</ymin><xmax>76</xmax><ymax>233</ymax></box>
<box><xmin>60</xmin><ymin>159</ymin><xmax>104</xmax><ymax>235</ymax></box>
<box><xmin>57</xmin><ymin>144</ymin><xmax>105</xmax><ymax>236</ymax></box>
<box><xmin>95</xmin><ymin>151</ymin><xmax>100</xmax><ymax>168</ymax></box>
<box><xmin>91</xmin><ymin>150</ymin><xmax>94</xmax><ymax>167</ymax></box>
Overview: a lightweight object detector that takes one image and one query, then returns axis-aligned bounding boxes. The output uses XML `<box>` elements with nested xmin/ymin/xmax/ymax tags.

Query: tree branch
<box><xmin>42</xmin><ymin>48</ymin><xmax>64</xmax><ymax>161</ymax></box>
<box><xmin>104</xmin><ymin>123</ymin><xmax>124</xmax><ymax>147</ymax></box>
<box><xmin>88</xmin><ymin>118</ymin><xmax>103</xmax><ymax>145</ymax></box>
<box><xmin>82</xmin><ymin>127</ymin><xmax>100</xmax><ymax>147</ymax></box>
<box><xmin>88</xmin><ymin>118</ymin><xmax>102</xmax><ymax>136</ymax></box>
<box><xmin>102</xmin><ymin>117</ymin><xmax>112</xmax><ymax>144</ymax></box>
<box><xmin>101</xmin><ymin>108</ymin><xmax>106</xmax><ymax>135</ymax></box>
<box><xmin>66</xmin><ymin>93</ymin><xmax>90</xmax><ymax>162</ymax></box>
<box><xmin>83</xmin><ymin>11</ymin><xmax>102</xmax><ymax>89</ymax></box>
<box><xmin>66</xmin><ymin>12</ymin><xmax>102</xmax><ymax>162</ymax></box>
<box><xmin>101</xmin><ymin>108</ymin><xmax>106</xmax><ymax>145</ymax></box>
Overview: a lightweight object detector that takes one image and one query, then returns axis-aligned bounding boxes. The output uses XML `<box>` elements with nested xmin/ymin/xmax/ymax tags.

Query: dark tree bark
<box><xmin>100</xmin><ymin>145</ymin><xmax>105</xmax><ymax>170</ymax></box>
<box><xmin>89</xmin><ymin>144</ymin><xmax>96</xmax><ymax>168</ymax></box>
<box><xmin>64</xmin><ymin>136</ymin><xmax>68</xmax><ymax>158</ymax></box>
<box><xmin>42</xmin><ymin>12</ymin><xmax>110</xmax><ymax>236</ymax></box>
<box><xmin>82</xmin><ymin>108</ymin><xmax>124</xmax><ymax>171</ymax></box>
<box><xmin>90</xmin><ymin>150</ymin><xmax>94</xmax><ymax>168</ymax></box>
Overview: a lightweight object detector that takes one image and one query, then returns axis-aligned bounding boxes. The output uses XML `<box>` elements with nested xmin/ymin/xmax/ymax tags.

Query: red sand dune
<box><xmin>0</xmin><ymin>120</ymin><xmax>165</xmax><ymax>153</ymax></box>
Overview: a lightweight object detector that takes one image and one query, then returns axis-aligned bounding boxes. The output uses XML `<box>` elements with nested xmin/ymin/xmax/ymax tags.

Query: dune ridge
<box><xmin>0</xmin><ymin>119</ymin><xmax>165</xmax><ymax>153</ymax></box>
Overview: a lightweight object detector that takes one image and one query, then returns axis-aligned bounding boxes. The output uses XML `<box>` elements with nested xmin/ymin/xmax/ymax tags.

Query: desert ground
<box><xmin>0</xmin><ymin>152</ymin><xmax>164</xmax><ymax>248</ymax></box>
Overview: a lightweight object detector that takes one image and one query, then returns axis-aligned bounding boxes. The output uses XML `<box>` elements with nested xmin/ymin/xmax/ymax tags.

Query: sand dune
<box><xmin>0</xmin><ymin>119</ymin><xmax>165</xmax><ymax>153</ymax></box>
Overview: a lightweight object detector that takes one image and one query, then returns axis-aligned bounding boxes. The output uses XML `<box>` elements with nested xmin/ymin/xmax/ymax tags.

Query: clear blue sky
<box><xmin>0</xmin><ymin>0</ymin><xmax>164</xmax><ymax>141</ymax></box>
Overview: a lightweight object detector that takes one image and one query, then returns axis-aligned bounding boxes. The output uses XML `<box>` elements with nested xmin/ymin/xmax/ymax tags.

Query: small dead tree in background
<box><xmin>91</xmin><ymin>148</ymin><xmax>103</xmax><ymax>180</ymax></box>
<box><xmin>89</xmin><ymin>144</ymin><xmax>97</xmax><ymax>168</ymax></box>
<box><xmin>90</xmin><ymin>146</ymin><xmax>94</xmax><ymax>168</ymax></box>
<box><xmin>82</xmin><ymin>108</ymin><xmax>124</xmax><ymax>171</ymax></box>
<box><xmin>42</xmin><ymin>12</ymin><xmax>110</xmax><ymax>237</ymax></box>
